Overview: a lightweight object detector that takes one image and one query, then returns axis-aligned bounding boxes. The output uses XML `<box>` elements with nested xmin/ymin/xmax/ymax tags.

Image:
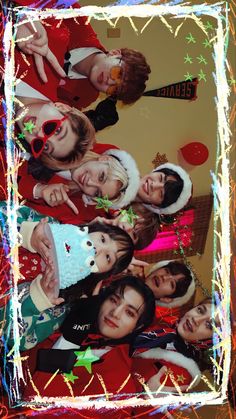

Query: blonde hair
<box><xmin>39</xmin><ymin>108</ymin><xmax>95</xmax><ymax>170</ymax></box>
<box><xmin>71</xmin><ymin>151</ymin><xmax>129</xmax><ymax>203</ymax></box>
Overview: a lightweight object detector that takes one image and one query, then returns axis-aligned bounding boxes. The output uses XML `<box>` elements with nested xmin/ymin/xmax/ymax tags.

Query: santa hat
<box><xmin>144</xmin><ymin>163</ymin><xmax>192</xmax><ymax>215</ymax></box>
<box><xmin>135</xmin><ymin>347</ymin><xmax>201</xmax><ymax>393</ymax></box>
<box><xmin>146</xmin><ymin>260</ymin><xmax>195</xmax><ymax>308</ymax></box>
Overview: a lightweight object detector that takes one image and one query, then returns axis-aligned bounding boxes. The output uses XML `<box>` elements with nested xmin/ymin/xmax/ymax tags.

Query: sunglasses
<box><xmin>106</xmin><ymin>62</ymin><xmax>123</xmax><ymax>96</ymax></box>
<box><xmin>30</xmin><ymin>116</ymin><xmax>68</xmax><ymax>158</ymax></box>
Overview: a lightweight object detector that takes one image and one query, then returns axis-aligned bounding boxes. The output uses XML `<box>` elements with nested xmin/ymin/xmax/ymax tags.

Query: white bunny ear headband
<box><xmin>143</xmin><ymin>162</ymin><xmax>193</xmax><ymax>215</ymax></box>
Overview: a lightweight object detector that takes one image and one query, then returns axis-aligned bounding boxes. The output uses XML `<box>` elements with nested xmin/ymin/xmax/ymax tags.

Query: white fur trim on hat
<box><xmin>136</xmin><ymin>347</ymin><xmax>201</xmax><ymax>388</ymax></box>
<box><xmin>146</xmin><ymin>260</ymin><xmax>195</xmax><ymax>308</ymax></box>
<box><xmin>104</xmin><ymin>149</ymin><xmax>140</xmax><ymax>209</ymax></box>
<box><xmin>144</xmin><ymin>163</ymin><xmax>192</xmax><ymax>215</ymax></box>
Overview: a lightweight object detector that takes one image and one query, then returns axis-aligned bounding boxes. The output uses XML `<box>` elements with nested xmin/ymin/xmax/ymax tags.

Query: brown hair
<box><xmin>131</xmin><ymin>202</ymin><xmax>160</xmax><ymax>250</ymax></box>
<box><xmin>39</xmin><ymin>108</ymin><xmax>95</xmax><ymax>170</ymax></box>
<box><xmin>117</xmin><ymin>48</ymin><xmax>151</xmax><ymax>104</ymax></box>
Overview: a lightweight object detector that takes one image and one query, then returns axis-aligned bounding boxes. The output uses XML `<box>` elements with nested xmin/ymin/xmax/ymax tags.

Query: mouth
<box><xmin>97</xmin><ymin>72</ymin><xmax>104</xmax><ymax>84</ymax></box>
<box><xmin>183</xmin><ymin>318</ymin><xmax>193</xmax><ymax>333</ymax></box>
<box><xmin>104</xmin><ymin>317</ymin><xmax>118</xmax><ymax>329</ymax></box>
<box><xmin>23</xmin><ymin>116</ymin><xmax>37</xmax><ymax>126</ymax></box>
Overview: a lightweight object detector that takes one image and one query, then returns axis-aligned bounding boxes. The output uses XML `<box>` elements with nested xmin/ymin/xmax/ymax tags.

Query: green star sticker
<box><xmin>198</xmin><ymin>69</ymin><xmax>207</xmax><ymax>82</ymax></box>
<box><xmin>95</xmin><ymin>195</ymin><xmax>113</xmax><ymax>213</ymax></box>
<box><xmin>63</xmin><ymin>371</ymin><xmax>79</xmax><ymax>384</ymax></box>
<box><xmin>184</xmin><ymin>54</ymin><xmax>193</xmax><ymax>64</ymax></box>
<box><xmin>74</xmin><ymin>347</ymin><xmax>100</xmax><ymax>373</ymax></box>
<box><xmin>17</xmin><ymin>132</ymin><xmax>25</xmax><ymax>140</ymax></box>
<box><xmin>205</xmin><ymin>21</ymin><xmax>214</xmax><ymax>31</ymax></box>
<box><xmin>119</xmin><ymin>207</ymin><xmax>139</xmax><ymax>227</ymax></box>
<box><xmin>229</xmin><ymin>78</ymin><xmax>236</xmax><ymax>86</ymax></box>
<box><xmin>184</xmin><ymin>72</ymin><xmax>193</xmax><ymax>81</ymax></box>
<box><xmin>23</xmin><ymin>120</ymin><xmax>36</xmax><ymax>134</ymax></box>
<box><xmin>197</xmin><ymin>55</ymin><xmax>207</xmax><ymax>65</ymax></box>
<box><xmin>186</xmin><ymin>33</ymin><xmax>196</xmax><ymax>44</ymax></box>
<box><xmin>203</xmin><ymin>39</ymin><xmax>212</xmax><ymax>48</ymax></box>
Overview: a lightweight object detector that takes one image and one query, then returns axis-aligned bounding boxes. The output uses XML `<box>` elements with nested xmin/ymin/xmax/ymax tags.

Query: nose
<box><xmin>152</xmin><ymin>178</ymin><xmax>164</xmax><ymax>190</ymax></box>
<box><xmin>111</xmin><ymin>305</ymin><xmax>122</xmax><ymax>319</ymax></box>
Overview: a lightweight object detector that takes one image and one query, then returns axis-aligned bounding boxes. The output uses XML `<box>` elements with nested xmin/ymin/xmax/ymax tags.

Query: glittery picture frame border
<box><xmin>1</xmin><ymin>0</ymin><xmax>233</xmax><ymax>415</ymax></box>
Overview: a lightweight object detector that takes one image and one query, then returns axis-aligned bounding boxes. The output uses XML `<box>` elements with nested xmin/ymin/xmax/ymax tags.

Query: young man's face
<box><xmin>177</xmin><ymin>303</ymin><xmax>218</xmax><ymax>342</ymax></box>
<box><xmin>89</xmin><ymin>51</ymin><xmax>123</xmax><ymax>94</ymax></box>
<box><xmin>145</xmin><ymin>266</ymin><xmax>185</xmax><ymax>300</ymax></box>
<box><xmin>138</xmin><ymin>171</ymin><xmax>177</xmax><ymax>206</ymax></box>
<box><xmin>98</xmin><ymin>286</ymin><xmax>144</xmax><ymax>340</ymax></box>
<box><xmin>71</xmin><ymin>156</ymin><xmax>122</xmax><ymax>199</ymax></box>
<box><xmin>16</xmin><ymin>102</ymin><xmax>78</xmax><ymax>159</ymax></box>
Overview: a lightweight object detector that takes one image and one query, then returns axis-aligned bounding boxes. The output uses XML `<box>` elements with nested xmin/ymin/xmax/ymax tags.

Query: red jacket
<box><xmin>14</xmin><ymin>1</ymin><xmax>106</xmax><ymax>109</ymax></box>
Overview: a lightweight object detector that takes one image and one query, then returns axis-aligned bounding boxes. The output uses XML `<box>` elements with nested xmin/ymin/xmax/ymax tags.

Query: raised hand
<box><xmin>35</xmin><ymin>183</ymin><xmax>79</xmax><ymax>215</ymax></box>
<box><xmin>16</xmin><ymin>19</ymin><xmax>66</xmax><ymax>83</ymax></box>
<box><xmin>30</xmin><ymin>217</ymin><xmax>53</xmax><ymax>262</ymax></box>
<box><xmin>40</xmin><ymin>263</ymin><xmax>64</xmax><ymax>306</ymax></box>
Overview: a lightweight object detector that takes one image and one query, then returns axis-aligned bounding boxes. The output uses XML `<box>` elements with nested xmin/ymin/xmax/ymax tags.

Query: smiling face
<box><xmin>145</xmin><ymin>266</ymin><xmax>185</xmax><ymax>300</ymax></box>
<box><xmin>138</xmin><ymin>171</ymin><xmax>177</xmax><ymax>206</ymax></box>
<box><xmin>71</xmin><ymin>156</ymin><xmax>122</xmax><ymax>199</ymax></box>
<box><xmin>89</xmin><ymin>231</ymin><xmax>123</xmax><ymax>273</ymax></box>
<box><xmin>16</xmin><ymin>103</ymin><xmax>78</xmax><ymax>159</ymax></box>
<box><xmin>89</xmin><ymin>51</ymin><xmax>123</xmax><ymax>94</ymax></box>
<box><xmin>98</xmin><ymin>286</ymin><xmax>144</xmax><ymax>339</ymax></box>
<box><xmin>177</xmin><ymin>303</ymin><xmax>218</xmax><ymax>342</ymax></box>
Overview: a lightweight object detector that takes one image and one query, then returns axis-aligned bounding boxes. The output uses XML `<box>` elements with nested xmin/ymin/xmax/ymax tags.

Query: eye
<box><xmin>81</xmin><ymin>238</ymin><xmax>94</xmax><ymax>250</ymax></box>
<box><xmin>55</xmin><ymin>127</ymin><xmax>62</xmax><ymax>135</ymax></box>
<box><xmin>43</xmin><ymin>143</ymin><xmax>49</xmax><ymax>151</ymax></box>
<box><xmin>197</xmin><ymin>306</ymin><xmax>203</xmax><ymax>314</ymax></box>
<box><xmin>99</xmin><ymin>171</ymin><xmax>105</xmax><ymax>183</ymax></box>
<box><xmin>126</xmin><ymin>310</ymin><xmax>135</xmax><ymax>318</ymax></box>
<box><xmin>206</xmin><ymin>321</ymin><xmax>213</xmax><ymax>330</ymax></box>
<box><xmin>106</xmin><ymin>254</ymin><xmax>111</xmax><ymax>263</ymax></box>
<box><xmin>110</xmin><ymin>296</ymin><xmax>117</xmax><ymax>303</ymax></box>
<box><xmin>101</xmin><ymin>234</ymin><xmax>105</xmax><ymax>243</ymax></box>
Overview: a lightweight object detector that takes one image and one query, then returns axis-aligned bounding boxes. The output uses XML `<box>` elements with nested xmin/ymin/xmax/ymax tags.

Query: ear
<box><xmin>108</xmin><ymin>49</ymin><xmax>122</xmax><ymax>58</ymax></box>
<box><xmin>54</xmin><ymin>102</ymin><xmax>72</xmax><ymax>112</ymax></box>
<box><xmin>159</xmin><ymin>297</ymin><xmax>173</xmax><ymax>303</ymax></box>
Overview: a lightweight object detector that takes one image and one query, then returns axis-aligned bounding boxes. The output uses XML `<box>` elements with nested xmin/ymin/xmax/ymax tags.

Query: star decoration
<box><xmin>74</xmin><ymin>347</ymin><xmax>99</xmax><ymax>373</ymax></box>
<box><xmin>177</xmin><ymin>374</ymin><xmax>186</xmax><ymax>383</ymax></box>
<box><xmin>23</xmin><ymin>120</ymin><xmax>36</xmax><ymax>134</ymax></box>
<box><xmin>203</xmin><ymin>39</ymin><xmax>212</xmax><ymax>48</ymax></box>
<box><xmin>63</xmin><ymin>371</ymin><xmax>79</xmax><ymax>384</ymax></box>
<box><xmin>119</xmin><ymin>207</ymin><xmax>139</xmax><ymax>227</ymax></box>
<box><xmin>184</xmin><ymin>54</ymin><xmax>193</xmax><ymax>64</ymax></box>
<box><xmin>186</xmin><ymin>33</ymin><xmax>196</xmax><ymax>44</ymax></box>
<box><xmin>204</xmin><ymin>21</ymin><xmax>214</xmax><ymax>31</ymax></box>
<box><xmin>184</xmin><ymin>72</ymin><xmax>193</xmax><ymax>81</ymax></box>
<box><xmin>229</xmin><ymin>78</ymin><xmax>236</xmax><ymax>85</ymax></box>
<box><xmin>198</xmin><ymin>69</ymin><xmax>207</xmax><ymax>82</ymax></box>
<box><xmin>95</xmin><ymin>195</ymin><xmax>113</xmax><ymax>213</ymax></box>
<box><xmin>197</xmin><ymin>55</ymin><xmax>207</xmax><ymax>65</ymax></box>
<box><xmin>17</xmin><ymin>132</ymin><xmax>25</xmax><ymax>139</ymax></box>
<box><xmin>152</xmin><ymin>152</ymin><xmax>168</xmax><ymax>167</ymax></box>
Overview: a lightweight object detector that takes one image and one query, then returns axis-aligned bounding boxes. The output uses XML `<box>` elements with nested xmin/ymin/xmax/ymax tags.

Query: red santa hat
<box><xmin>144</xmin><ymin>163</ymin><xmax>192</xmax><ymax>215</ymax></box>
<box><xmin>135</xmin><ymin>347</ymin><xmax>201</xmax><ymax>393</ymax></box>
<box><xmin>146</xmin><ymin>260</ymin><xmax>196</xmax><ymax>308</ymax></box>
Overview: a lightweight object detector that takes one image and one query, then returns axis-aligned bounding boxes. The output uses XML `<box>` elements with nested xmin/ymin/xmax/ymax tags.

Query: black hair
<box><xmin>166</xmin><ymin>261</ymin><xmax>193</xmax><ymax>299</ymax></box>
<box><xmin>60</xmin><ymin>222</ymin><xmax>134</xmax><ymax>303</ymax></box>
<box><xmin>100</xmin><ymin>275</ymin><xmax>155</xmax><ymax>335</ymax></box>
<box><xmin>155</xmin><ymin>168</ymin><xmax>184</xmax><ymax>209</ymax></box>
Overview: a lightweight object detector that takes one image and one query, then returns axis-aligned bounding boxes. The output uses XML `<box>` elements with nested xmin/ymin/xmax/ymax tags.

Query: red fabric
<box><xmin>14</xmin><ymin>1</ymin><xmax>106</xmax><ymax>109</ymax></box>
<box><xmin>24</xmin><ymin>342</ymin><xmax>136</xmax><ymax>401</ymax></box>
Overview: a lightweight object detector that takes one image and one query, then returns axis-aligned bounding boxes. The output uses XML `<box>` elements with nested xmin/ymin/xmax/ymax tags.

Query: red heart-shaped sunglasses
<box><xmin>30</xmin><ymin>116</ymin><xmax>68</xmax><ymax>158</ymax></box>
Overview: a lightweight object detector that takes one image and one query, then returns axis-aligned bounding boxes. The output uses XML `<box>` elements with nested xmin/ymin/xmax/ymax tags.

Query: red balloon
<box><xmin>180</xmin><ymin>142</ymin><xmax>209</xmax><ymax>165</ymax></box>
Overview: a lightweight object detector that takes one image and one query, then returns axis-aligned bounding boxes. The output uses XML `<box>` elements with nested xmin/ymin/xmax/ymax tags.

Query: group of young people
<box><xmin>0</xmin><ymin>1</ymin><xmax>220</xmax><ymax>417</ymax></box>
